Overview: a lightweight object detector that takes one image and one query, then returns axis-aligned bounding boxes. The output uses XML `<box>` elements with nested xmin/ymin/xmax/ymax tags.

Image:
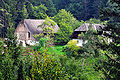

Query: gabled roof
<box><xmin>75</xmin><ymin>23</ymin><xmax>104</xmax><ymax>31</ymax></box>
<box><xmin>24</xmin><ymin>19</ymin><xmax>59</xmax><ymax>34</ymax></box>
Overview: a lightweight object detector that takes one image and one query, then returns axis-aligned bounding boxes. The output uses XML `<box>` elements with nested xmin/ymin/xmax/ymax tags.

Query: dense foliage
<box><xmin>0</xmin><ymin>0</ymin><xmax>56</xmax><ymax>37</ymax></box>
<box><xmin>0</xmin><ymin>28</ymin><xmax>26</xmax><ymax>80</ymax></box>
<box><xmin>0</xmin><ymin>27</ymin><xmax>103</xmax><ymax>80</ymax></box>
<box><xmin>0</xmin><ymin>0</ymin><xmax>108</xmax><ymax>37</ymax></box>
<box><xmin>0</xmin><ymin>0</ymin><xmax>120</xmax><ymax>80</ymax></box>
<box><xmin>53</xmin><ymin>0</ymin><xmax>108</xmax><ymax>20</ymax></box>
<box><xmin>53</xmin><ymin>9</ymin><xmax>80</xmax><ymax>44</ymax></box>
<box><xmin>31</xmin><ymin>52</ymin><xmax>65</xmax><ymax>80</ymax></box>
<box><xmin>98</xmin><ymin>0</ymin><xmax>120</xmax><ymax>79</ymax></box>
<box><xmin>63</xmin><ymin>40</ymin><xmax>82</xmax><ymax>58</ymax></box>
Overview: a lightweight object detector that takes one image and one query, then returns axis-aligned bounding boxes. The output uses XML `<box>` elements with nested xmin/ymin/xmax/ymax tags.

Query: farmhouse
<box><xmin>15</xmin><ymin>19</ymin><xmax>59</xmax><ymax>46</ymax></box>
<box><xmin>70</xmin><ymin>23</ymin><xmax>105</xmax><ymax>46</ymax></box>
<box><xmin>71</xmin><ymin>23</ymin><xmax>104</xmax><ymax>39</ymax></box>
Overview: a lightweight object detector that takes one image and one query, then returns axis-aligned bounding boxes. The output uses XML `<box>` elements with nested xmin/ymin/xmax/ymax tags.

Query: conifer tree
<box><xmin>98</xmin><ymin>0</ymin><xmax>120</xmax><ymax>79</ymax></box>
<box><xmin>41</xmin><ymin>0</ymin><xmax>57</xmax><ymax>17</ymax></box>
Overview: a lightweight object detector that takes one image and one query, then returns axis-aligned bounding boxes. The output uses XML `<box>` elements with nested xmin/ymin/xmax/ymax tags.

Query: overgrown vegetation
<box><xmin>0</xmin><ymin>0</ymin><xmax>120</xmax><ymax>80</ymax></box>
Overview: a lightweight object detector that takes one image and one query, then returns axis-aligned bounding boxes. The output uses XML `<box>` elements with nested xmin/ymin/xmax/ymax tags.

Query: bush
<box><xmin>32</xmin><ymin>36</ymin><xmax>48</xmax><ymax>51</ymax></box>
<box><xmin>30</xmin><ymin>51</ymin><xmax>66</xmax><ymax>80</ymax></box>
<box><xmin>59</xmin><ymin>55</ymin><xmax>88</xmax><ymax>80</ymax></box>
<box><xmin>32</xmin><ymin>35</ymin><xmax>54</xmax><ymax>51</ymax></box>
<box><xmin>67</xmin><ymin>39</ymin><xmax>78</xmax><ymax>45</ymax></box>
<box><xmin>0</xmin><ymin>28</ymin><xmax>25</xmax><ymax>80</ymax></box>
<box><xmin>0</xmin><ymin>28</ymin><xmax>32</xmax><ymax>80</ymax></box>
<box><xmin>63</xmin><ymin>40</ymin><xmax>83</xmax><ymax>58</ymax></box>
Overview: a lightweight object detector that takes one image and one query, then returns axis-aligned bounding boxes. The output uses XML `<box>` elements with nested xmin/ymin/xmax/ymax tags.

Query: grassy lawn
<box><xmin>47</xmin><ymin>45</ymin><xmax>66</xmax><ymax>55</ymax></box>
<box><xmin>30</xmin><ymin>44</ymin><xmax>66</xmax><ymax>55</ymax></box>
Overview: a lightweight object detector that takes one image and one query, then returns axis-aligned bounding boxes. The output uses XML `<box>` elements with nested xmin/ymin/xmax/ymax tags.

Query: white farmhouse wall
<box><xmin>73</xmin><ymin>39</ymin><xmax>88</xmax><ymax>47</ymax></box>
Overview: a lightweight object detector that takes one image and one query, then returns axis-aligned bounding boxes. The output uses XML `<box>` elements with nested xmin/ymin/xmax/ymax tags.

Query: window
<box><xmin>28</xmin><ymin>32</ymin><xmax>30</xmax><ymax>38</ymax></box>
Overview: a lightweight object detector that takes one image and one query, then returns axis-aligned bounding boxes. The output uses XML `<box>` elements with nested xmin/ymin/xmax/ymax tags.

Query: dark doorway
<box><xmin>28</xmin><ymin>32</ymin><xmax>30</xmax><ymax>38</ymax></box>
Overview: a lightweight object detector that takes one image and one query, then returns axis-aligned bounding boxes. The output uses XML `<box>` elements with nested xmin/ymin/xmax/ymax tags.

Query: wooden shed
<box><xmin>15</xmin><ymin>19</ymin><xmax>59</xmax><ymax>46</ymax></box>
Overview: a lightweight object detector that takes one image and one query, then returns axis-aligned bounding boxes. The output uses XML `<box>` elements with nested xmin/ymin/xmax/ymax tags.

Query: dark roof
<box><xmin>24</xmin><ymin>19</ymin><xmax>59</xmax><ymax>34</ymax></box>
<box><xmin>75</xmin><ymin>23</ymin><xmax>105</xmax><ymax>31</ymax></box>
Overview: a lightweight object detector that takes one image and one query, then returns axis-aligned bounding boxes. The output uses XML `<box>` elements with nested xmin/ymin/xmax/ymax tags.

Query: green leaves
<box><xmin>28</xmin><ymin>4</ymin><xmax>48</xmax><ymax>19</ymax></box>
<box><xmin>53</xmin><ymin>0</ymin><xmax>105</xmax><ymax>20</ymax></box>
<box><xmin>45</xmin><ymin>17</ymin><xmax>57</xmax><ymax>27</ymax></box>
<box><xmin>0</xmin><ymin>27</ymin><xmax>26</xmax><ymax>80</ymax></box>
<box><xmin>54</xmin><ymin>9</ymin><xmax>74</xmax><ymax>25</ymax></box>
<box><xmin>55</xmin><ymin>22</ymin><xmax>73</xmax><ymax>43</ymax></box>
<box><xmin>117</xmin><ymin>44</ymin><xmax>120</xmax><ymax>47</ymax></box>
<box><xmin>53</xmin><ymin>9</ymin><xmax>80</xmax><ymax>44</ymax></box>
<box><xmin>97</xmin><ymin>0</ymin><xmax>120</xmax><ymax>79</ymax></box>
<box><xmin>31</xmin><ymin>52</ymin><xmax>65</xmax><ymax>80</ymax></box>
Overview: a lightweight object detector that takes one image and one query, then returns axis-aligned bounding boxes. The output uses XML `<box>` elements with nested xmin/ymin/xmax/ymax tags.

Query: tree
<box><xmin>53</xmin><ymin>9</ymin><xmax>80</xmax><ymax>44</ymax></box>
<box><xmin>0</xmin><ymin>0</ymin><xmax>13</xmax><ymax>37</ymax></box>
<box><xmin>54</xmin><ymin>9</ymin><xmax>80</xmax><ymax>30</ymax></box>
<box><xmin>0</xmin><ymin>0</ymin><xmax>29</xmax><ymax>37</ymax></box>
<box><xmin>27</xmin><ymin>0</ymin><xmax>57</xmax><ymax>17</ymax></box>
<box><xmin>25</xmin><ymin>3</ymin><xmax>48</xmax><ymax>19</ymax></box>
<box><xmin>97</xmin><ymin>0</ymin><xmax>120</xmax><ymax>79</ymax></box>
<box><xmin>14</xmin><ymin>0</ymin><xmax>28</xmax><ymax>26</ymax></box>
<box><xmin>52</xmin><ymin>0</ymin><xmax>107</xmax><ymax>21</ymax></box>
<box><xmin>55</xmin><ymin>22</ymin><xmax>73</xmax><ymax>44</ymax></box>
<box><xmin>65</xmin><ymin>0</ymin><xmax>84</xmax><ymax>21</ymax></box>
<box><xmin>40</xmin><ymin>0</ymin><xmax>57</xmax><ymax>17</ymax></box>
<box><xmin>53</xmin><ymin>0</ymin><xmax>84</xmax><ymax>20</ymax></box>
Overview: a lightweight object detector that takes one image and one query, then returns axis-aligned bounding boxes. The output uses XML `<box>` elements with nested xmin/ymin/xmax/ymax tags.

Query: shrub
<box><xmin>0</xmin><ymin>28</ymin><xmax>33</xmax><ymax>80</ymax></box>
<box><xmin>67</xmin><ymin>39</ymin><xmax>78</xmax><ymax>45</ymax></box>
<box><xmin>30</xmin><ymin>51</ymin><xmax>66</xmax><ymax>80</ymax></box>
<box><xmin>0</xmin><ymin>28</ymin><xmax>26</xmax><ymax>80</ymax></box>
<box><xmin>32</xmin><ymin>36</ymin><xmax>48</xmax><ymax>51</ymax></box>
<box><xmin>59</xmin><ymin>55</ymin><xmax>88</xmax><ymax>80</ymax></box>
<box><xmin>63</xmin><ymin>40</ymin><xmax>83</xmax><ymax>58</ymax></box>
<box><xmin>32</xmin><ymin>35</ymin><xmax>54</xmax><ymax>51</ymax></box>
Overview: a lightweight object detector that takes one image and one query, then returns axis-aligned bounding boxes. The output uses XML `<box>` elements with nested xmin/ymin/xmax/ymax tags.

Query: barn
<box><xmin>15</xmin><ymin>19</ymin><xmax>59</xmax><ymax>46</ymax></box>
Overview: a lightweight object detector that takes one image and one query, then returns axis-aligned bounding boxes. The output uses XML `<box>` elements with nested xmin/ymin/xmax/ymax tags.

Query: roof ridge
<box><xmin>24</xmin><ymin>19</ymin><xmax>45</xmax><ymax>21</ymax></box>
